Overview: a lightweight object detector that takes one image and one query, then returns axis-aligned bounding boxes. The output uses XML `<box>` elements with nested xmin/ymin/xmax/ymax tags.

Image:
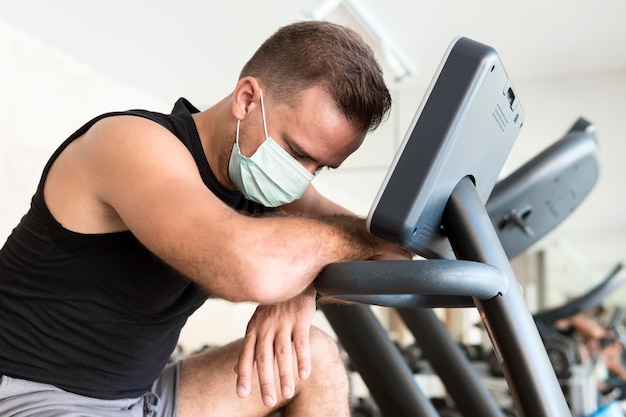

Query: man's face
<box><xmin>239</xmin><ymin>86</ymin><xmax>366</xmax><ymax>175</ymax></box>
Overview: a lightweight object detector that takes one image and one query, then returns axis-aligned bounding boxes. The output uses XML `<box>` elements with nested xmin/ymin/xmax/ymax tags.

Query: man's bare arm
<box><xmin>49</xmin><ymin>116</ymin><xmax>389</xmax><ymax>304</ymax></box>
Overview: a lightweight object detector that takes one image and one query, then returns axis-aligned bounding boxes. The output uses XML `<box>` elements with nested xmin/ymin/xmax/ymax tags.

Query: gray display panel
<box><xmin>367</xmin><ymin>36</ymin><xmax>525</xmax><ymax>259</ymax></box>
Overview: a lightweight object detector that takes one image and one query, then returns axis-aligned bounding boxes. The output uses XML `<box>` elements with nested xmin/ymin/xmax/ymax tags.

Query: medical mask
<box><xmin>228</xmin><ymin>90</ymin><xmax>315</xmax><ymax>207</ymax></box>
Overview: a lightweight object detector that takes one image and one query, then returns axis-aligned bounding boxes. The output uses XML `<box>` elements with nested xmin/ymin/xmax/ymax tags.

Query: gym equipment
<box><xmin>533</xmin><ymin>264</ymin><xmax>625</xmax><ymax>416</ymax></box>
<box><xmin>479</xmin><ymin>264</ymin><xmax>625</xmax><ymax>415</ymax></box>
<box><xmin>487</xmin><ymin>117</ymin><xmax>600</xmax><ymax>259</ymax></box>
<box><xmin>322</xmin><ymin>117</ymin><xmax>603</xmax><ymax>416</ymax></box>
<box><xmin>366</xmin><ymin>36</ymin><xmax>522</xmax><ymax>261</ymax></box>
<box><xmin>534</xmin><ymin>263</ymin><xmax>624</xmax><ymax>327</ymax></box>
<box><xmin>316</xmin><ymin>36</ymin><xmax>598</xmax><ymax>417</ymax></box>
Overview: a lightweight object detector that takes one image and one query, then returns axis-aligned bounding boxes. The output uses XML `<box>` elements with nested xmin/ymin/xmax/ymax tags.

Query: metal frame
<box><xmin>317</xmin><ymin>177</ymin><xmax>572</xmax><ymax>417</ymax></box>
<box><xmin>443</xmin><ymin>176</ymin><xmax>569</xmax><ymax>416</ymax></box>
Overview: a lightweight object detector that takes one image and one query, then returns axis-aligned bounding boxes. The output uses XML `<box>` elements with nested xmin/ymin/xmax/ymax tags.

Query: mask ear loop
<box><xmin>235</xmin><ymin>120</ymin><xmax>241</xmax><ymax>146</ymax></box>
<box><xmin>259</xmin><ymin>89</ymin><xmax>270</xmax><ymax>140</ymax></box>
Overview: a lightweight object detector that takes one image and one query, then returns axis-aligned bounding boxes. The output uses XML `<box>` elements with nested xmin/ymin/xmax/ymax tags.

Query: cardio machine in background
<box><xmin>530</xmin><ymin>263</ymin><xmax>626</xmax><ymax>417</ymax></box>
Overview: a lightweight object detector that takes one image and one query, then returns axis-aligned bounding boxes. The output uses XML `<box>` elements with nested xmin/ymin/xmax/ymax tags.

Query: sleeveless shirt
<box><xmin>0</xmin><ymin>98</ymin><xmax>270</xmax><ymax>399</ymax></box>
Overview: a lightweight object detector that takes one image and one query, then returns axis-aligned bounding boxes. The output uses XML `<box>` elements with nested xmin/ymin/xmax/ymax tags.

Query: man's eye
<box><xmin>289</xmin><ymin>147</ymin><xmax>306</xmax><ymax>160</ymax></box>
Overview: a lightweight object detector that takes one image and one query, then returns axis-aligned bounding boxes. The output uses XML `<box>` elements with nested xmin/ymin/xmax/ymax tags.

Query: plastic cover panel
<box><xmin>367</xmin><ymin>37</ymin><xmax>524</xmax><ymax>259</ymax></box>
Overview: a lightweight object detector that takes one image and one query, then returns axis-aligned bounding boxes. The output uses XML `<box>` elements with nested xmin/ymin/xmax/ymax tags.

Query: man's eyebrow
<box><xmin>292</xmin><ymin>143</ymin><xmax>318</xmax><ymax>163</ymax></box>
<box><xmin>285</xmin><ymin>134</ymin><xmax>342</xmax><ymax>169</ymax></box>
<box><xmin>285</xmin><ymin>138</ymin><xmax>318</xmax><ymax>163</ymax></box>
<box><xmin>294</xmin><ymin>142</ymin><xmax>342</xmax><ymax>169</ymax></box>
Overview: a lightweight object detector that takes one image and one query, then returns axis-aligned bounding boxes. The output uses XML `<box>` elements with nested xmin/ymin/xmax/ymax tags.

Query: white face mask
<box><xmin>228</xmin><ymin>90</ymin><xmax>315</xmax><ymax>207</ymax></box>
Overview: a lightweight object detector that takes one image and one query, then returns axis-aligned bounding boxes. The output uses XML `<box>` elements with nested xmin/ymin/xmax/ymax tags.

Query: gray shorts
<box><xmin>0</xmin><ymin>361</ymin><xmax>180</xmax><ymax>417</ymax></box>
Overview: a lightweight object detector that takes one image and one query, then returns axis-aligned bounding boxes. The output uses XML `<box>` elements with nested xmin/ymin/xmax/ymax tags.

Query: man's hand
<box><xmin>234</xmin><ymin>286</ymin><xmax>317</xmax><ymax>407</ymax></box>
<box><xmin>372</xmin><ymin>240</ymin><xmax>413</xmax><ymax>261</ymax></box>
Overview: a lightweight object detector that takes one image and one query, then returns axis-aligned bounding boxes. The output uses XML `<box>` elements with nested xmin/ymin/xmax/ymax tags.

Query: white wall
<box><xmin>2</xmin><ymin>20</ymin><xmax>625</xmax><ymax>352</ymax></box>
<box><xmin>0</xmin><ymin>21</ymin><xmax>168</xmax><ymax>239</ymax></box>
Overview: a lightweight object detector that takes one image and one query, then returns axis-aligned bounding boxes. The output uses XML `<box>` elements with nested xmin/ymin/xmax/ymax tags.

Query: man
<box><xmin>554</xmin><ymin>307</ymin><xmax>626</xmax><ymax>398</ymax></box>
<box><xmin>0</xmin><ymin>21</ymin><xmax>409</xmax><ymax>416</ymax></box>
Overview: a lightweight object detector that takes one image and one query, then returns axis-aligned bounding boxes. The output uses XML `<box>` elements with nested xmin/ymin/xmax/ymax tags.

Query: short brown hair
<box><xmin>240</xmin><ymin>21</ymin><xmax>391</xmax><ymax>133</ymax></box>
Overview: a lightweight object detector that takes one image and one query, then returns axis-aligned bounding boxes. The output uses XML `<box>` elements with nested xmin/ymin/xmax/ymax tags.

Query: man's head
<box><xmin>239</xmin><ymin>20</ymin><xmax>391</xmax><ymax>135</ymax></box>
<box><xmin>223</xmin><ymin>21</ymin><xmax>391</xmax><ymax>207</ymax></box>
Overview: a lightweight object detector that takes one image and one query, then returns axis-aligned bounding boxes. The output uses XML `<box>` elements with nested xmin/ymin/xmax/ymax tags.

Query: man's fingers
<box><xmin>235</xmin><ymin>333</ymin><xmax>256</xmax><ymax>398</ymax></box>
<box><xmin>255</xmin><ymin>332</ymin><xmax>278</xmax><ymax>407</ymax></box>
<box><xmin>275</xmin><ymin>331</ymin><xmax>295</xmax><ymax>399</ymax></box>
<box><xmin>293</xmin><ymin>325</ymin><xmax>311</xmax><ymax>380</ymax></box>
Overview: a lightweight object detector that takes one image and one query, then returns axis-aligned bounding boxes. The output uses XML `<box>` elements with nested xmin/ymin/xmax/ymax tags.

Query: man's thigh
<box><xmin>176</xmin><ymin>340</ymin><xmax>284</xmax><ymax>417</ymax></box>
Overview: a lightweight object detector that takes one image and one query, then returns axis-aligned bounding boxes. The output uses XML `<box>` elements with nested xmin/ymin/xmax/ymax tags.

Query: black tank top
<box><xmin>0</xmin><ymin>98</ymin><xmax>270</xmax><ymax>399</ymax></box>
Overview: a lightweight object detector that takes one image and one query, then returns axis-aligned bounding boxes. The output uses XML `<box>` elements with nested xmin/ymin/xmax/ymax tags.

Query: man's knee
<box><xmin>309</xmin><ymin>326</ymin><xmax>347</xmax><ymax>380</ymax></box>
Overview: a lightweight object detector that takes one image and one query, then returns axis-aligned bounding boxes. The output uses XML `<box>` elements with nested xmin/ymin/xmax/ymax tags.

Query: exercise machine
<box><xmin>316</xmin><ymin>36</ymin><xmax>600</xmax><ymax>417</ymax></box>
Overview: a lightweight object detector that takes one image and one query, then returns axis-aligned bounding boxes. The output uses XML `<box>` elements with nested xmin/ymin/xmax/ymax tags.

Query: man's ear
<box><xmin>232</xmin><ymin>77</ymin><xmax>261</xmax><ymax>120</ymax></box>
